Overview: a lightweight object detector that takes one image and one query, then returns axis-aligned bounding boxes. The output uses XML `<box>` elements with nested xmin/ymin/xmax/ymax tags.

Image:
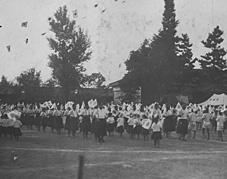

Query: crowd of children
<box><xmin>0</xmin><ymin>100</ymin><xmax>227</xmax><ymax>147</ymax></box>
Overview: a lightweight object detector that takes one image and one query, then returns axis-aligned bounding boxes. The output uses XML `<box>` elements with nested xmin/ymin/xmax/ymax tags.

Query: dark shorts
<box><xmin>116</xmin><ymin>126</ymin><xmax>124</xmax><ymax>133</ymax></box>
<box><xmin>142</xmin><ymin>128</ymin><xmax>149</xmax><ymax>135</ymax></box>
<box><xmin>176</xmin><ymin>119</ymin><xmax>188</xmax><ymax>135</ymax></box>
<box><xmin>152</xmin><ymin>131</ymin><xmax>161</xmax><ymax>140</ymax></box>
<box><xmin>106</xmin><ymin>123</ymin><xmax>115</xmax><ymax>132</ymax></box>
<box><xmin>13</xmin><ymin>128</ymin><xmax>22</xmax><ymax>136</ymax></box>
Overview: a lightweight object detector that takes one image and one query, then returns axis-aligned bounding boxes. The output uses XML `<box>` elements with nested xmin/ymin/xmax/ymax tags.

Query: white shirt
<box><xmin>117</xmin><ymin>117</ymin><xmax>124</xmax><ymax>127</ymax></box>
<box><xmin>188</xmin><ymin>112</ymin><xmax>197</xmax><ymax>122</ymax></box>
<box><xmin>127</xmin><ymin>118</ymin><xmax>134</xmax><ymax>126</ymax></box>
<box><xmin>13</xmin><ymin>120</ymin><xmax>22</xmax><ymax>128</ymax></box>
<box><xmin>7</xmin><ymin>118</ymin><xmax>15</xmax><ymax>127</ymax></box>
<box><xmin>216</xmin><ymin>115</ymin><xmax>225</xmax><ymax>130</ymax></box>
<box><xmin>1</xmin><ymin>118</ymin><xmax>8</xmax><ymax>127</ymax></box>
<box><xmin>107</xmin><ymin>117</ymin><xmax>115</xmax><ymax>124</ymax></box>
<box><xmin>98</xmin><ymin>109</ymin><xmax>107</xmax><ymax>119</ymax></box>
<box><xmin>151</xmin><ymin>121</ymin><xmax>162</xmax><ymax>132</ymax></box>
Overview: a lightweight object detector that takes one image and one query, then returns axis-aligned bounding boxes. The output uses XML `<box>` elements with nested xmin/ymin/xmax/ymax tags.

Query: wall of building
<box><xmin>112</xmin><ymin>87</ymin><xmax>141</xmax><ymax>104</ymax></box>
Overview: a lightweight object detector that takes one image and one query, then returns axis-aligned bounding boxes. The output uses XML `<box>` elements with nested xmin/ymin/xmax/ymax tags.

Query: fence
<box><xmin>0</xmin><ymin>87</ymin><xmax>113</xmax><ymax>104</ymax></box>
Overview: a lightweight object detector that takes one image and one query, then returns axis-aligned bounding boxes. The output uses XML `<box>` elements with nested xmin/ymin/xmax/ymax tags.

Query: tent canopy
<box><xmin>199</xmin><ymin>93</ymin><xmax>227</xmax><ymax>106</ymax></box>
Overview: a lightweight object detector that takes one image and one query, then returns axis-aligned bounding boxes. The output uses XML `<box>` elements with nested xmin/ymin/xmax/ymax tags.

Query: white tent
<box><xmin>199</xmin><ymin>93</ymin><xmax>227</xmax><ymax>106</ymax></box>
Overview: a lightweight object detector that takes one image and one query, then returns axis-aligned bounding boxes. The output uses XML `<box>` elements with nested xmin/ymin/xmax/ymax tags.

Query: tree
<box><xmin>82</xmin><ymin>72</ymin><xmax>106</xmax><ymax>88</ymax></box>
<box><xmin>176</xmin><ymin>33</ymin><xmax>194</xmax><ymax>71</ymax></box>
<box><xmin>200</xmin><ymin>26</ymin><xmax>227</xmax><ymax>71</ymax></box>
<box><xmin>122</xmin><ymin>0</ymin><xmax>180</xmax><ymax>104</ymax></box>
<box><xmin>16</xmin><ymin>68</ymin><xmax>41</xmax><ymax>88</ymax></box>
<box><xmin>175</xmin><ymin>33</ymin><xmax>198</xmax><ymax>93</ymax></box>
<box><xmin>48</xmin><ymin>6</ymin><xmax>91</xmax><ymax>97</ymax></box>
<box><xmin>0</xmin><ymin>76</ymin><xmax>16</xmax><ymax>102</ymax></box>
<box><xmin>0</xmin><ymin>75</ymin><xmax>12</xmax><ymax>88</ymax></box>
<box><xmin>161</xmin><ymin>0</ymin><xmax>179</xmax><ymax>51</ymax></box>
<box><xmin>42</xmin><ymin>78</ymin><xmax>58</xmax><ymax>88</ymax></box>
<box><xmin>122</xmin><ymin>39</ymin><xmax>150</xmax><ymax>90</ymax></box>
<box><xmin>198</xmin><ymin>26</ymin><xmax>227</xmax><ymax>93</ymax></box>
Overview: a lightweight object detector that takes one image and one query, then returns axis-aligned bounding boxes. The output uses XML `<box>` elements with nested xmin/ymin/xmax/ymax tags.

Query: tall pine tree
<box><xmin>144</xmin><ymin>0</ymin><xmax>180</xmax><ymax>102</ymax></box>
<box><xmin>161</xmin><ymin>0</ymin><xmax>179</xmax><ymax>53</ymax></box>
<box><xmin>200</xmin><ymin>26</ymin><xmax>227</xmax><ymax>71</ymax></box>
<box><xmin>122</xmin><ymin>0</ymin><xmax>181</xmax><ymax>104</ymax></box>
<box><xmin>199</xmin><ymin>26</ymin><xmax>227</xmax><ymax>93</ymax></box>
<box><xmin>177</xmin><ymin>33</ymin><xmax>194</xmax><ymax>71</ymax></box>
<box><xmin>176</xmin><ymin>33</ymin><xmax>197</xmax><ymax>93</ymax></box>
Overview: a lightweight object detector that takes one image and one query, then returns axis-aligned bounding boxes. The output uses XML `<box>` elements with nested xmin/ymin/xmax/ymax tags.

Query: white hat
<box><xmin>175</xmin><ymin>102</ymin><xmax>182</xmax><ymax>111</ymax></box>
<box><xmin>51</xmin><ymin>103</ymin><xmax>57</xmax><ymax>110</ymax></box>
<box><xmin>65</xmin><ymin>101</ymin><xmax>74</xmax><ymax>110</ymax></box>
<box><xmin>81</xmin><ymin>101</ymin><xmax>85</xmax><ymax>109</ymax></box>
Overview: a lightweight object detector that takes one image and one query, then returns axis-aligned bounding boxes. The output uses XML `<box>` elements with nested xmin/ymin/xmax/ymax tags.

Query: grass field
<box><xmin>0</xmin><ymin>128</ymin><xmax>227</xmax><ymax>179</ymax></box>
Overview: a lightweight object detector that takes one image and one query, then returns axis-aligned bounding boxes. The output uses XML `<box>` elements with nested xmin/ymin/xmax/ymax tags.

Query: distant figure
<box><xmin>81</xmin><ymin>108</ymin><xmax>91</xmax><ymax>139</ymax></box>
<box><xmin>216</xmin><ymin>111</ymin><xmax>225</xmax><ymax>141</ymax></box>
<box><xmin>96</xmin><ymin>106</ymin><xmax>107</xmax><ymax>143</ymax></box>
<box><xmin>176</xmin><ymin>109</ymin><xmax>188</xmax><ymax>141</ymax></box>
<box><xmin>116</xmin><ymin>113</ymin><xmax>124</xmax><ymax>136</ymax></box>
<box><xmin>202</xmin><ymin>108</ymin><xmax>212</xmax><ymax>140</ymax></box>
<box><xmin>141</xmin><ymin>115</ymin><xmax>151</xmax><ymax>141</ymax></box>
<box><xmin>133</xmin><ymin>114</ymin><xmax>142</xmax><ymax>139</ymax></box>
<box><xmin>163</xmin><ymin>109</ymin><xmax>177</xmax><ymax>138</ymax></box>
<box><xmin>188</xmin><ymin>110</ymin><xmax>197</xmax><ymax>139</ymax></box>
<box><xmin>13</xmin><ymin>118</ymin><xmax>23</xmax><ymax>141</ymax></box>
<box><xmin>151</xmin><ymin>116</ymin><xmax>162</xmax><ymax>148</ymax></box>
<box><xmin>106</xmin><ymin>112</ymin><xmax>115</xmax><ymax>136</ymax></box>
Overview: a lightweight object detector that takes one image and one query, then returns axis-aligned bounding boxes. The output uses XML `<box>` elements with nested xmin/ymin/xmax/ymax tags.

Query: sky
<box><xmin>0</xmin><ymin>0</ymin><xmax>227</xmax><ymax>84</ymax></box>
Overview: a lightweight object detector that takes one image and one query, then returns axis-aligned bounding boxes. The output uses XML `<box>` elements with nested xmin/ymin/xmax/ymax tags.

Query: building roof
<box><xmin>108</xmin><ymin>80</ymin><xmax>122</xmax><ymax>88</ymax></box>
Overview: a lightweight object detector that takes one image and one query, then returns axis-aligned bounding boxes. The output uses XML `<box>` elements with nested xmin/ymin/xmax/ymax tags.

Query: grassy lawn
<box><xmin>0</xmin><ymin>128</ymin><xmax>227</xmax><ymax>179</ymax></box>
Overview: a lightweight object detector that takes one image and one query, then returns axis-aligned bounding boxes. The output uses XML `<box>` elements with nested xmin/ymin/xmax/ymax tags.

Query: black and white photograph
<box><xmin>0</xmin><ymin>0</ymin><xmax>227</xmax><ymax>178</ymax></box>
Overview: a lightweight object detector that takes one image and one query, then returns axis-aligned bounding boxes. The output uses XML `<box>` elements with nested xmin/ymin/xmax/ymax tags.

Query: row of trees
<box><xmin>0</xmin><ymin>69</ymin><xmax>106</xmax><ymax>89</ymax></box>
<box><xmin>120</xmin><ymin>0</ymin><xmax>227</xmax><ymax>104</ymax></box>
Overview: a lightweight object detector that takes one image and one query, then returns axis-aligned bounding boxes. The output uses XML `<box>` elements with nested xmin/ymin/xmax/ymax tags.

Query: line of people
<box><xmin>0</xmin><ymin>101</ymin><xmax>227</xmax><ymax>146</ymax></box>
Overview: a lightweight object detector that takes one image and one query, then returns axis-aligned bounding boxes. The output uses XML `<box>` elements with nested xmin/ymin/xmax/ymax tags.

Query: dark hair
<box><xmin>140</xmin><ymin>105</ymin><xmax>144</xmax><ymax>112</ymax></box>
<box><xmin>203</xmin><ymin>108</ymin><xmax>209</xmax><ymax>113</ymax></box>
<box><xmin>85</xmin><ymin>105</ymin><xmax>89</xmax><ymax>110</ymax></box>
<box><xmin>133</xmin><ymin>104</ymin><xmax>136</xmax><ymax>111</ymax></box>
<box><xmin>154</xmin><ymin>103</ymin><xmax>159</xmax><ymax>109</ymax></box>
<box><xmin>172</xmin><ymin>109</ymin><xmax>177</xmax><ymax>114</ymax></box>
<box><xmin>218</xmin><ymin>111</ymin><xmax>222</xmax><ymax>115</ymax></box>
<box><xmin>153</xmin><ymin>117</ymin><xmax>158</xmax><ymax>124</ymax></box>
<box><xmin>142</xmin><ymin>114</ymin><xmax>147</xmax><ymax>119</ymax></box>
<box><xmin>1</xmin><ymin>114</ymin><xmax>8</xmax><ymax>119</ymax></box>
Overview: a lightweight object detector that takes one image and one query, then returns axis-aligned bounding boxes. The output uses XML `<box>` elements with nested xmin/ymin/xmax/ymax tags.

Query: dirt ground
<box><xmin>0</xmin><ymin>128</ymin><xmax>227</xmax><ymax>179</ymax></box>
